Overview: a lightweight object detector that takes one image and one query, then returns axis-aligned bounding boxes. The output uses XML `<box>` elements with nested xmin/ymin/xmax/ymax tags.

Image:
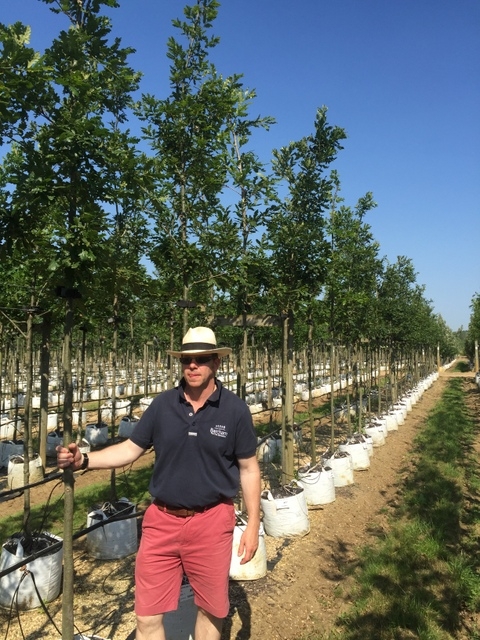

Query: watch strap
<box><xmin>80</xmin><ymin>452</ymin><xmax>89</xmax><ymax>470</ymax></box>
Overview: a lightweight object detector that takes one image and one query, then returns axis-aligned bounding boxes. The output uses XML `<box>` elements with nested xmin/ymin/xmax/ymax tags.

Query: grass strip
<box><xmin>311</xmin><ymin>377</ymin><xmax>480</xmax><ymax>640</ymax></box>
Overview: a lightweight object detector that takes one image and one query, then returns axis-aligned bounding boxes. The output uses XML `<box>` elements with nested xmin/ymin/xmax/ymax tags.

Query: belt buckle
<box><xmin>160</xmin><ymin>502</ymin><xmax>195</xmax><ymax>517</ymax></box>
<box><xmin>174</xmin><ymin>507</ymin><xmax>195</xmax><ymax>517</ymax></box>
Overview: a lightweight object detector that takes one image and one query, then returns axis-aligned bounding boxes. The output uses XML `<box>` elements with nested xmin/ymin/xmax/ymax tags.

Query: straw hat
<box><xmin>167</xmin><ymin>326</ymin><xmax>232</xmax><ymax>358</ymax></box>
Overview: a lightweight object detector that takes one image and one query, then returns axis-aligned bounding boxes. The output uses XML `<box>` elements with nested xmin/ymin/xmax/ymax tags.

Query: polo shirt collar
<box><xmin>179</xmin><ymin>377</ymin><xmax>222</xmax><ymax>405</ymax></box>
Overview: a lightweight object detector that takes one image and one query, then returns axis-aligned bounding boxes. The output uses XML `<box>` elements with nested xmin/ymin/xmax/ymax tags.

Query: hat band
<box><xmin>181</xmin><ymin>342</ymin><xmax>217</xmax><ymax>352</ymax></box>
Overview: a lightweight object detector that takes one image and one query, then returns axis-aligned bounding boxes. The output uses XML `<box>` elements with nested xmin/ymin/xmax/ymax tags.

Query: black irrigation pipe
<box><xmin>0</xmin><ymin>507</ymin><xmax>145</xmax><ymax>580</ymax></box>
<box><xmin>295</xmin><ymin>414</ymin><xmax>328</xmax><ymax>429</ymax></box>
<box><xmin>255</xmin><ymin>406</ymin><xmax>333</xmax><ymax>450</ymax></box>
<box><xmin>256</xmin><ymin>427</ymin><xmax>282</xmax><ymax>448</ymax></box>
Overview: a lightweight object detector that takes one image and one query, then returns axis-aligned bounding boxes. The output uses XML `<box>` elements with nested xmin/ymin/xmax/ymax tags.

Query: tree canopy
<box><xmin>0</xmin><ymin>0</ymin><xmax>461</xmax><ymax>365</ymax></box>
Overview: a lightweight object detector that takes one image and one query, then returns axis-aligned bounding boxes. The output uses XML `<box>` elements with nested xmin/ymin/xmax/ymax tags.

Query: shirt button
<box><xmin>189</xmin><ymin>412</ymin><xmax>193</xmax><ymax>417</ymax></box>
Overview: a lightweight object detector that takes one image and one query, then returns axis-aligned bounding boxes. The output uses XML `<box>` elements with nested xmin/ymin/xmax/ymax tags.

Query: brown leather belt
<box><xmin>153</xmin><ymin>498</ymin><xmax>232</xmax><ymax>518</ymax></box>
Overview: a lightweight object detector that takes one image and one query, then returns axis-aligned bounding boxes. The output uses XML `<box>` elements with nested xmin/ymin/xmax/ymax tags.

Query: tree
<box><xmin>325</xmin><ymin>173</ymin><xmax>380</xmax><ymax>345</ymax></box>
<box><xmin>432</xmin><ymin>314</ymin><xmax>458</xmax><ymax>363</ymax></box>
<box><xmin>0</xmin><ymin>22</ymin><xmax>46</xmax><ymax>146</ymax></box>
<box><xmin>0</xmin><ymin>1</ymin><xmax>143</xmax><ymax>635</ymax></box>
<box><xmin>138</xmin><ymin>0</ymin><xmax>239</xmax><ymax>336</ymax></box>
<box><xmin>323</xmin><ymin>173</ymin><xmax>380</xmax><ymax>437</ymax></box>
<box><xmin>375</xmin><ymin>256</ymin><xmax>444</xmax><ymax>402</ymax></box>
<box><xmin>465</xmin><ymin>293</ymin><xmax>480</xmax><ymax>366</ymax></box>
<box><xmin>376</xmin><ymin>256</ymin><xmax>419</xmax><ymax>347</ymax></box>
<box><xmin>265</xmin><ymin>106</ymin><xmax>346</xmax><ymax>482</ymax></box>
<box><xmin>206</xmin><ymin>85</ymin><xmax>276</xmax><ymax>397</ymax></box>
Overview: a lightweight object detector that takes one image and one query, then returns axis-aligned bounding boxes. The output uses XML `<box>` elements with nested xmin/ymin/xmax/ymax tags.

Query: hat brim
<box><xmin>167</xmin><ymin>347</ymin><xmax>232</xmax><ymax>358</ymax></box>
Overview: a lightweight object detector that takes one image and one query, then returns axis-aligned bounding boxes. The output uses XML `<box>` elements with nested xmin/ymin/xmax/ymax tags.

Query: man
<box><xmin>57</xmin><ymin>326</ymin><xmax>261</xmax><ymax>640</ymax></box>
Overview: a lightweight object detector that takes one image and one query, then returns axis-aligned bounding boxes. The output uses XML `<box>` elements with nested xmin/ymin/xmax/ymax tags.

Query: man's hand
<box><xmin>56</xmin><ymin>442</ymin><xmax>83</xmax><ymax>471</ymax></box>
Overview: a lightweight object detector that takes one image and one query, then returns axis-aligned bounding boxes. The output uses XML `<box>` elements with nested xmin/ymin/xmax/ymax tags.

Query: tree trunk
<box><xmin>167</xmin><ymin>310</ymin><xmax>174</xmax><ymax>390</ymax></box>
<box><xmin>330</xmin><ymin>342</ymin><xmax>335</xmax><ymax>453</ymax></box>
<box><xmin>39</xmin><ymin>312</ymin><xmax>52</xmax><ymax>469</ymax></box>
<box><xmin>281</xmin><ymin>310</ymin><xmax>294</xmax><ymax>484</ymax></box>
<box><xmin>240</xmin><ymin>317</ymin><xmax>248</xmax><ymax>401</ymax></box>
<box><xmin>110</xmin><ymin>300</ymin><xmax>118</xmax><ymax>501</ymax></box>
<box><xmin>22</xmin><ymin>298</ymin><xmax>35</xmax><ymax>538</ymax></box>
<box><xmin>76</xmin><ymin>326</ymin><xmax>87</xmax><ymax>443</ymax></box>
<box><xmin>61</xmin><ymin>295</ymin><xmax>75</xmax><ymax>640</ymax></box>
<box><xmin>307</xmin><ymin>316</ymin><xmax>316</xmax><ymax>464</ymax></box>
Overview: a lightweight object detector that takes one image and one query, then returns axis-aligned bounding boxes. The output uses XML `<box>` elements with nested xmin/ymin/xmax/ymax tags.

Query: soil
<box><xmin>0</xmin><ymin>364</ymin><xmax>477</xmax><ymax>640</ymax></box>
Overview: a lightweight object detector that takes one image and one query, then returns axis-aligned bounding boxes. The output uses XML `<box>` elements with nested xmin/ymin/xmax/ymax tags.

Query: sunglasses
<box><xmin>179</xmin><ymin>355</ymin><xmax>215</xmax><ymax>366</ymax></box>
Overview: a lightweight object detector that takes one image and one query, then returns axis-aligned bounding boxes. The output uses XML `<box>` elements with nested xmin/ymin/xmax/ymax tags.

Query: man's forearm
<box><xmin>84</xmin><ymin>439</ymin><xmax>145</xmax><ymax>469</ymax></box>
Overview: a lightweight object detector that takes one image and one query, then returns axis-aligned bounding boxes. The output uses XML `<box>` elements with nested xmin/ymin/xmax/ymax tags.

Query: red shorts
<box><xmin>135</xmin><ymin>501</ymin><xmax>236</xmax><ymax>618</ymax></box>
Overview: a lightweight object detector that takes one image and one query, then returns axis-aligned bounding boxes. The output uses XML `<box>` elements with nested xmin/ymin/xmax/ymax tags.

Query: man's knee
<box><xmin>136</xmin><ymin>613</ymin><xmax>165</xmax><ymax>639</ymax></box>
<box><xmin>196</xmin><ymin>607</ymin><xmax>224</xmax><ymax>639</ymax></box>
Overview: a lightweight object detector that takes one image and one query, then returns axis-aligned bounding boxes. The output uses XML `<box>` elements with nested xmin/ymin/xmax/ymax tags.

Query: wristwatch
<box><xmin>80</xmin><ymin>452</ymin><xmax>89</xmax><ymax>470</ymax></box>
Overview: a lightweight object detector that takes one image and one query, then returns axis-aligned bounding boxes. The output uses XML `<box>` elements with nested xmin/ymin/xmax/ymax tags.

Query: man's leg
<box><xmin>136</xmin><ymin>613</ymin><xmax>166</xmax><ymax>640</ymax></box>
<box><xmin>195</xmin><ymin>607</ymin><xmax>223</xmax><ymax>640</ymax></box>
<box><xmin>182</xmin><ymin>504</ymin><xmax>235</xmax><ymax>624</ymax></box>
<box><xmin>135</xmin><ymin>506</ymin><xmax>185</xmax><ymax>637</ymax></box>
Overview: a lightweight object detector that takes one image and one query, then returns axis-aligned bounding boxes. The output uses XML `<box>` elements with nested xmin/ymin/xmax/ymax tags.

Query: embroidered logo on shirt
<box><xmin>210</xmin><ymin>424</ymin><xmax>227</xmax><ymax>438</ymax></box>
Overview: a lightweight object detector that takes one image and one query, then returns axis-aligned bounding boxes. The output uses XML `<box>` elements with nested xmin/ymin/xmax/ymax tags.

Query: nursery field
<box><xmin>0</xmin><ymin>363</ymin><xmax>478</xmax><ymax>640</ymax></box>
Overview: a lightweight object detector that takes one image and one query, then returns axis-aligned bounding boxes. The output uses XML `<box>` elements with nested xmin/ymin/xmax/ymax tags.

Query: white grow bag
<box><xmin>229</xmin><ymin>515</ymin><xmax>267</xmax><ymax>580</ymax></box>
<box><xmin>84</xmin><ymin>422</ymin><xmax>109</xmax><ymax>447</ymax></box>
<box><xmin>72</xmin><ymin>408</ymin><xmax>88</xmax><ymax>426</ymax></box>
<box><xmin>256</xmin><ymin>436</ymin><xmax>280</xmax><ymax>463</ymax></box>
<box><xmin>365</xmin><ymin>424</ymin><xmax>386</xmax><ymax>447</ymax></box>
<box><xmin>393</xmin><ymin>403</ymin><xmax>407</xmax><ymax>425</ymax></box>
<box><xmin>339</xmin><ymin>436</ymin><xmax>370</xmax><ymax>471</ymax></box>
<box><xmin>0</xmin><ymin>418</ymin><xmax>15</xmax><ymax>441</ymax></box>
<box><xmin>402</xmin><ymin>394</ymin><xmax>413</xmax><ymax>412</ymax></box>
<box><xmin>0</xmin><ymin>532</ymin><xmax>63</xmax><ymax>610</ymax></box>
<box><xmin>47</xmin><ymin>413</ymin><xmax>58</xmax><ymax>429</ymax></box>
<box><xmin>364</xmin><ymin>434</ymin><xmax>374</xmax><ymax>457</ymax></box>
<box><xmin>8</xmin><ymin>453</ymin><xmax>44</xmax><ymax>490</ymax></box>
<box><xmin>385</xmin><ymin>412</ymin><xmax>399</xmax><ymax>432</ymax></box>
<box><xmin>118</xmin><ymin>416</ymin><xmax>140</xmax><ymax>439</ymax></box>
<box><xmin>370</xmin><ymin>417</ymin><xmax>388</xmax><ymax>437</ymax></box>
<box><xmin>323</xmin><ymin>452</ymin><xmax>354</xmax><ymax>487</ymax></box>
<box><xmin>297</xmin><ymin>463</ymin><xmax>335</xmax><ymax>505</ymax></box>
<box><xmin>261</xmin><ymin>483</ymin><xmax>310</xmax><ymax>538</ymax></box>
<box><xmin>86</xmin><ymin>498</ymin><xmax>137</xmax><ymax>560</ymax></box>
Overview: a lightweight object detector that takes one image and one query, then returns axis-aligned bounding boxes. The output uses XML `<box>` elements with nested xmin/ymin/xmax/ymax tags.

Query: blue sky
<box><xmin>1</xmin><ymin>0</ymin><xmax>479</xmax><ymax>331</ymax></box>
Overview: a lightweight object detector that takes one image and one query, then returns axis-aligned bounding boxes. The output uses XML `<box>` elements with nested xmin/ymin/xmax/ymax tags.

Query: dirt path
<box><xmin>0</xmin><ymin>365</ymin><xmax>475</xmax><ymax>640</ymax></box>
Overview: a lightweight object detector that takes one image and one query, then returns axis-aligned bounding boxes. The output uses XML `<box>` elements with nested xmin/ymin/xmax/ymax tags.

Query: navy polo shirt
<box><xmin>129</xmin><ymin>378</ymin><xmax>257</xmax><ymax>508</ymax></box>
